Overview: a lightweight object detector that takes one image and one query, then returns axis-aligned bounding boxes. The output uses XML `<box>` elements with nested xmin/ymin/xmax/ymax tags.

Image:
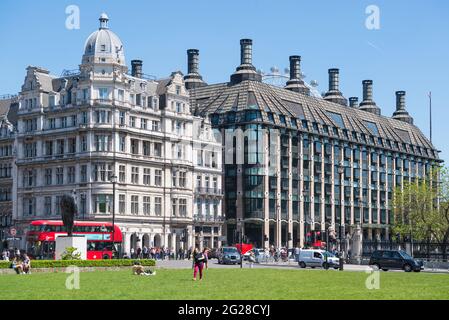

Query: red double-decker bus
<box><xmin>26</xmin><ymin>220</ymin><xmax>122</xmax><ymax>260</ymax></box>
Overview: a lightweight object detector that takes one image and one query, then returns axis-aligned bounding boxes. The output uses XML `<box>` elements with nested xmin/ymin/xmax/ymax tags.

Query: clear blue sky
<box><xmin>1</xmin><ymin>0</ymin><xmax>448</xmax><ymax>163</ymax></box>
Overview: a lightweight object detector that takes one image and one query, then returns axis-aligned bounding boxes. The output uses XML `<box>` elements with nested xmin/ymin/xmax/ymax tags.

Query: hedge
<box><xmin>0</xmin><ymin>259</ymin><xmax>155</xmax><ymax>269</ymax></box>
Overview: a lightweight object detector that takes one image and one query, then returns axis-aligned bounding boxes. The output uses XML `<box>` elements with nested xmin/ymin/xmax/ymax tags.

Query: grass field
<box><xmin>0</xmin><ymin>268</ymin><xmax>448</xmax><ymax>300</ymax></box>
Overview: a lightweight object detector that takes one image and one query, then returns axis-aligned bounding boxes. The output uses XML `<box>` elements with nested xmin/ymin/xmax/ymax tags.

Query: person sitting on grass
<box><xmin>22</xmin><ymin>254</ymin><xmax>31</xmax><ymax>274</ymax></box>
<box><xmin>132</xmin><ymin>260</ymin><xmax>156</xmax><ymax>276</ymax></box>
<box><xmin>11</xmin><ymin>255</ymin><xmax>23</xmax><ymax>274</ymax></box>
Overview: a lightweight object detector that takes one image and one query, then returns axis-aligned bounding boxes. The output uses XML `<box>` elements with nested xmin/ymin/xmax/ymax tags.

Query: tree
<box><xmin>392</xmin><ymin>166</ymin><xmax>449</xmax><ymax>259</ymax></box>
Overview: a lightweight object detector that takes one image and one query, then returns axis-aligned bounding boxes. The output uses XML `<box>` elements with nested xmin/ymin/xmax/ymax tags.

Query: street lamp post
<box><xmin>337</xmin><ymin>164</ymin><xmax>345</xmax><ymax>271</ymax></box>
<box><xmin>111</xmin><ymin>174</ymin><xmax>117</xmax><ymax>258</ymax></box>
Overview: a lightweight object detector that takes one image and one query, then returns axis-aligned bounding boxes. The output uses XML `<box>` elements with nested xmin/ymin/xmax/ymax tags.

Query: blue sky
<box><xmin>1</xmin><ymin>0</ymin><xmax>448</xmax><ymax>163</ymax></box>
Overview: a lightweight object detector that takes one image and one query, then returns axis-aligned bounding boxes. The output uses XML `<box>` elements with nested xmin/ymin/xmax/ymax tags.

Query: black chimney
<box><xmin>230</xmin><ymin>39</ymin><xmax>262</xmax><ymax>85</ymax></box>
<box><xmin>392</xmin><ymin>91</ymin><xmax>413</xmax><ymax>124</ymax></box>
<box><xmin>359</xmin><ymin>80</ymin><xmax>381</xmax><ymax>115</ymax></box>
<box><xmin>131</xmin><ymin>60</ymin><xmax>143</xmax><ymax>78</ymax></box>
<box><xmin>184</xmin><ymin>49</ymin><xmax>206</xmax><ymax>90</ymax></box>
<box><xmin>323</xmin><ymin>68</ymin><xmax>347</xmax><ymax>106</ymax></box>
<box><xmin>349</xmin><ymin>97</ymin><xmax>359</xmax><ymax>108</ymax></box>
<box><xmin>285</xmin><ymin>55</ymin><xmax>310</xmax><ymax>95</ymax></box>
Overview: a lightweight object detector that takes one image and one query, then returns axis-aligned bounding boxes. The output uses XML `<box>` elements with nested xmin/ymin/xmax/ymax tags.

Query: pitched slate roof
<box><xmin>189</xmin><ymin>80</ymin><xmax>438</xmax><ymax>158</ymax></box>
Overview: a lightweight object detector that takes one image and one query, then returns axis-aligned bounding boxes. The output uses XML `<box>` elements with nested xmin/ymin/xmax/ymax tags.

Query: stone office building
<box><xmin>0</xmin><ymin>95</ymin><xmax>17</xmax><ymax>248</ymax></box>
<box><xmin>187</xmin><ymin>39</ymin><xmax>441</xmax><ymax>249</ymax></box>
<box><xmin>12</xmin><ymin>14</ymin><xmax>223</xmax><ymax>253</ymax></box>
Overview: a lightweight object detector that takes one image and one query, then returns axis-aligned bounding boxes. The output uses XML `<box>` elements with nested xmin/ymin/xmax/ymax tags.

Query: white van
<box><xmin>297</xmin><ymin>249</ymin><xmax>339</xmax><ymax>269</ymax></box>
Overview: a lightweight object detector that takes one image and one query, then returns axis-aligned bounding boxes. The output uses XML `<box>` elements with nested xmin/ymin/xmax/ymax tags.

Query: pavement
<box><xmin>155</xmin><ymin>259</ymin><xmax>449</xmax><ymax>273</ymax></box>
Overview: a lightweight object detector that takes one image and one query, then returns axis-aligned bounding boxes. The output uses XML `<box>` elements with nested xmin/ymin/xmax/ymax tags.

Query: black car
<box><xmin>369</xmin><ymin>250</ymin><xmax>423</xmax><ymax>272</ymax></box>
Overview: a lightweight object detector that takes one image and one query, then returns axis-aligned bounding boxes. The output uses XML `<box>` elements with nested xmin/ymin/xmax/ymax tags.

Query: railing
<box><xmin>193</xmin><ymin>214</ymin><xmax>224</xmax><ymax>222</ymax></box>
<box><xmin>362</xmin><ymin>240</ymin><xmax>449</xmax><ymax>260</ymax></box>
<box><xmin>195</xmin><ymin>187</ymin><xmax>223</xmax><ymax>195</ymax></box>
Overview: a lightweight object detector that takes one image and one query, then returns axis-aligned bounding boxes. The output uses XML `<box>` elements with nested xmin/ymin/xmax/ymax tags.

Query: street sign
<box><xmin>10</xmin><ymin>228</ymin><xmax>16</xmax><ymax>236</ymax></box>
<box><xmin>6</xmin><ymin>237</ymin><xmax>21</xmax><ymax>241</ymax></box>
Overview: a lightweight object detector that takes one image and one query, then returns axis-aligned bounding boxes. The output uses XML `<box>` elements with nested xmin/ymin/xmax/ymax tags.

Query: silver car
<box><xmin>217</xmin><ymin>247</ymin><xmax>241</xmax><ymax>265</ymax></box>
<box><xmin>297</xmin><ymin>249</ymin><xmax>339</xmax><ymax>269</ymax></box>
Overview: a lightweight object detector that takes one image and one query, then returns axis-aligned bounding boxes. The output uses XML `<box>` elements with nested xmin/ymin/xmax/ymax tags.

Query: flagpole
<box><xmin>429</xmin><ymin>91</ymin><xmax>432</xmax><ymax>143</ymax></box>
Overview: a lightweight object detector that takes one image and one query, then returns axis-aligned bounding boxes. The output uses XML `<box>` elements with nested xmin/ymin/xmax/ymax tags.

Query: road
<box><xmin>155</xmin><ymin>259</ymin><xmax>448</xmax><ymax>273</ymax></box>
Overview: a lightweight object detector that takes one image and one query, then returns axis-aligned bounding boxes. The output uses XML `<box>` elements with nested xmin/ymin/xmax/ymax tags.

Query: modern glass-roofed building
<box><xmin>186</xmin><ymin>39</ymin><xmax>442</xmax><ymax>249</ymax></box>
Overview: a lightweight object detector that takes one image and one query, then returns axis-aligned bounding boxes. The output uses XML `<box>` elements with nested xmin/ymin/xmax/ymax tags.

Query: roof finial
<box><xmin>99</xmin><ymin>13</ymin><xmax>109</xmax><ymax>29</ymax></box>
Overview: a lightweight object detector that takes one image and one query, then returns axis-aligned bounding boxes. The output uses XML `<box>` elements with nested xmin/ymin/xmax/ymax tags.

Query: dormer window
<box><xmin>101</xmin><ymin>44</ymin><xmax>106</xmax><ymax>51</ymax></box>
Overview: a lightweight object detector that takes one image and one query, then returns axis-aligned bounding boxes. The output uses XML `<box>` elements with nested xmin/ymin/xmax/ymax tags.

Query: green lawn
<box><xmin>0</xmin><ymin>268</ymin><xmax>448</xmax><ymax>300</ymax></box>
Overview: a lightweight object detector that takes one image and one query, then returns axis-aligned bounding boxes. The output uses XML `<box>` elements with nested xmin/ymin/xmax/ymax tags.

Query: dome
<box><xmin>81</xmin><ymin>13</ymin><xmax>126</xmax><ymax>66</ymax></box>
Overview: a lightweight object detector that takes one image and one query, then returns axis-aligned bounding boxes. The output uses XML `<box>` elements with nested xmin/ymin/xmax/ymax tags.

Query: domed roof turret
<box><xmin>81</xmin><ymin>13</ymin><xmax>126</xmax><ymax>66</ymax></box>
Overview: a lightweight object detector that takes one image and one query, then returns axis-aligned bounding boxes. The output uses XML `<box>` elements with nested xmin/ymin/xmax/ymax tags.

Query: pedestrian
<box><xmin>136</xmin><ymin>247</ymin><xmax>142</xmax><ymax>259</ymax></box>
<box><xmin>294</xmin><ymin>246</ymin><xmax>300</xmax><ymax>262</ymax></box>
<box><xmin>130</xmin><ymin>247</ymin><xmax>135</xmax><ymax>259</ymax></box>
<box><xmin>192</xmin><ymin>247</ymin><xmax>207</xmax><ymax>281</ymax></box>
<box><xmin>143</xmin><ymin>246</ymin><xmax>148</xmax><ymax>259</ymax></box>
<box><xmin>248</xmin><ymin>250</ymin><xmax>256</xmax><ymax>268</ymax></box>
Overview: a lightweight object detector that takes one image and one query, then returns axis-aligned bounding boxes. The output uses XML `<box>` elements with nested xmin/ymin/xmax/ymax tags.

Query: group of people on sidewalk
<box><xmin>125</xmin><ymin>246</ymin><xmax>193</xmax><ymax>260</ymax></box>
<box><xmin>131</xmin><ymin>247</ymin><xmax>210</xmax><ymax>281</ymax></box>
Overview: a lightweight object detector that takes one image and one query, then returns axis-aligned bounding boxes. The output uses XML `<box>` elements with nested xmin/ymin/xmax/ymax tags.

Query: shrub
<box><xmin>0</xmin><ymin>259</ymin><xmax>155</xmax><ymax>269</ymax></box>
<box><xmin>60</xmin><ymin>247</ymin><xmax>82</xmax><ymax>260</ymax></box>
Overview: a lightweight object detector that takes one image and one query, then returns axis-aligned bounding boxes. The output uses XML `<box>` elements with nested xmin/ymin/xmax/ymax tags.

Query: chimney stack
<box><xmin>240</xmin><ymin>39</ymin><xmax>253</xmax><ymax>65</ymax></box>
<box><xmin>230</xmin><ymin>39</ymin><xmax>262</xmax><ymax>85</ymax></box>
<box><xmin>392</xmin><ymin>91</ymin><xmax>413</xmax><ymax>124</ymax></box>
<box><xmin>289</xmin><ymin>55</ymin><xmax>301</xmax><ymax>80</ymax></box>
<box><xmin>323</xmin><ymin>68</ymin><xmax>347</xmax><ymax>106</ymax></box>
<box><xmin>131</xmin><ymin>60</ymin><xmax>143</xmax><ymax>78</ymax></box>
<box><xmin>184</xmin><ymin>49</ymin><xmax>206</xmax><ymax>90</ymax></box>
<box><xmin>349</xmin><ymin>97</ymin><xmax>359</xmax><ymax>108</ymax></box>
<box><xmin>285</xmin><ymin>55</ymin><xmax>310</xmax><ymax>95</ymax></box>
<box><xmin>396</xmin><ymin>90</ymin><xmax>406</xmax><ymax>110</ymax></box>
<box><xmin>359</xmin><ymin>80</ymin><xmax>381</xmax><ymax>115</ymax></box>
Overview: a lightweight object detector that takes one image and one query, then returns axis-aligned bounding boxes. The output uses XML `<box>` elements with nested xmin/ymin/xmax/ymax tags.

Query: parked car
<box><xmin>217</xmin><ymin>247</ymin><xmax>241</xmax><ymax>265</ymax></box>
<box><xmin>208</xmin><ymin>248</ymin><xmax>219</xmax><ymax>259</ymax></box>
<box><xmin>253</xmin><ymin>248</ymin><xmax>269</xmax><ymax>263</ymax></box>
<box><xmin>369</xmin><ymin>250</ymin><xmax>423</xmax><ymax>272</ymax></box>
<box><xmin>297</xmin><ymin>249</ymin><xmax>339</xmax><ymax>269</ymax></box>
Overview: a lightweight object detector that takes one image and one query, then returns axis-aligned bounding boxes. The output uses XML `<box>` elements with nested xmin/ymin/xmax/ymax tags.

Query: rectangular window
<box><xmin>80</xmin><ymin>165</ymin><xmax>87</xmax><ymax>183</ymax></box>
<box><xmin>45</xmin><ymin>168</ymin><xmax>52</xmax><ymax>185</ymax></box>
<box><xmin>143</xmin><ymin>196</ymin><xmax>151</xmax><ymax>215</ymax></box>
<box><xmin>45</xmin><ymin>141</ymin><xmax>53</xmax><ymax>156</ymax></box>
<box><xmin>95</xmin><ymin>135</ymin><xmax>111</xmax><ymax>152</ymax></box>
<box><xmin>131</xmin><ymin>139</ymin><xmax>139</xmax><ymax>154</ymax></box>
<box><xmin>152</xmin><ymin>121</ymin><xmax>160</xmax><ymax>132</ymax></box>
<box><xmin>44</xmin><ymin>196</ymin><xmax>52</xmax><ymax>216</ymax></box>
<box><xmin>131</xmin><ymin>166</ymin><xmax>139</xmax><ymax>184</ymax></box>
<box><xmin>119</xmin><ymin>194</ymin><xmax>125</xmax><ymax>214</ymax></box>
<box><xmin>172</xmin><ymin>198</ymin><xmax>178</xmax><ymax>216</ymax></box>
<box><xmin>118</xmin><ymin>89</ymin><xmax>124</xmax><ymax>102</ymax></box>
<box><xmin>56</xmin><ymin>167</ymin><xmax>64</xmax><ymax>185</ymax></box>
<box><xmin>153</xmin><ymin>142</ymin><xmax>162</xmax><ymax>157</ymax></box>
<box><xmin>99</xmin><ymin>88</ymin><xmax>109</xmax><ymax>100</ymax></box>
<box><xmin>143</xmin><ymin>168</ymin><xmax>151</xmax><ymax>185</ymax></box>
<box><xmin>131</xmin><ymin>195</ymin><xmax>139</xmax><ymax>215</ymax></box>
<box><xmin>119</xmin><ymin>165</ymin><xmax>126</xmax><ymax>183</ymax></box>
<box><xmin>143</xmin><ymin>141</ymin><xmax>150</xmax><ymax>156</ymax></box>
<box><xmin>95</xmin><ymin>194</ymin><xmax>112</xmax><ymax>214</ymax></box>
<box><xmin>154</xmin><ymin>169</ymin><xmax>162</xmax><ymax>186</ymax></box>
<box><xmin>129</xmin><ymin>116</ymin><xmax>136</xmax><ymax>128</ymax></box>
<box><xmin>57</xmin><ymin>139</ymin><xmax>65</xmax><ymax>155</ymax></box>
<box><xmin>93</xmin><ymin>163</ymin><xmax>112</xmax><ymax>182</ymax></box>
<box><xmin>68</xmin><ymin>166</ymin><xmax>75</xmax><ymax>183</ymax></box>
<box><xmin>179</xmin><ymin>199</ymin><xmax>187</xmax><ymax>217</ymax></box>
<box><xmin>68</xmin><ymin>138</ymin><xmax>76</xmax><ymax>154</ymax></box>
<box><xmin>119</xmin><ymin>111</ymin><xmax>125</xmax><ymax>125</ymax></box>
<box><xmin>119</xmin><ymin>135</ymin><xmax>126</xmax><ymax>152</ymax></box>
<box><xmin>154</xmin><ymin>197</ymin><xmax>162</xmax><ymax>216</ymax></box>
<box><xmin>141</xmin><ymin>118</ymin><xmax>147</xmax><ymax>130</ymax></box>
